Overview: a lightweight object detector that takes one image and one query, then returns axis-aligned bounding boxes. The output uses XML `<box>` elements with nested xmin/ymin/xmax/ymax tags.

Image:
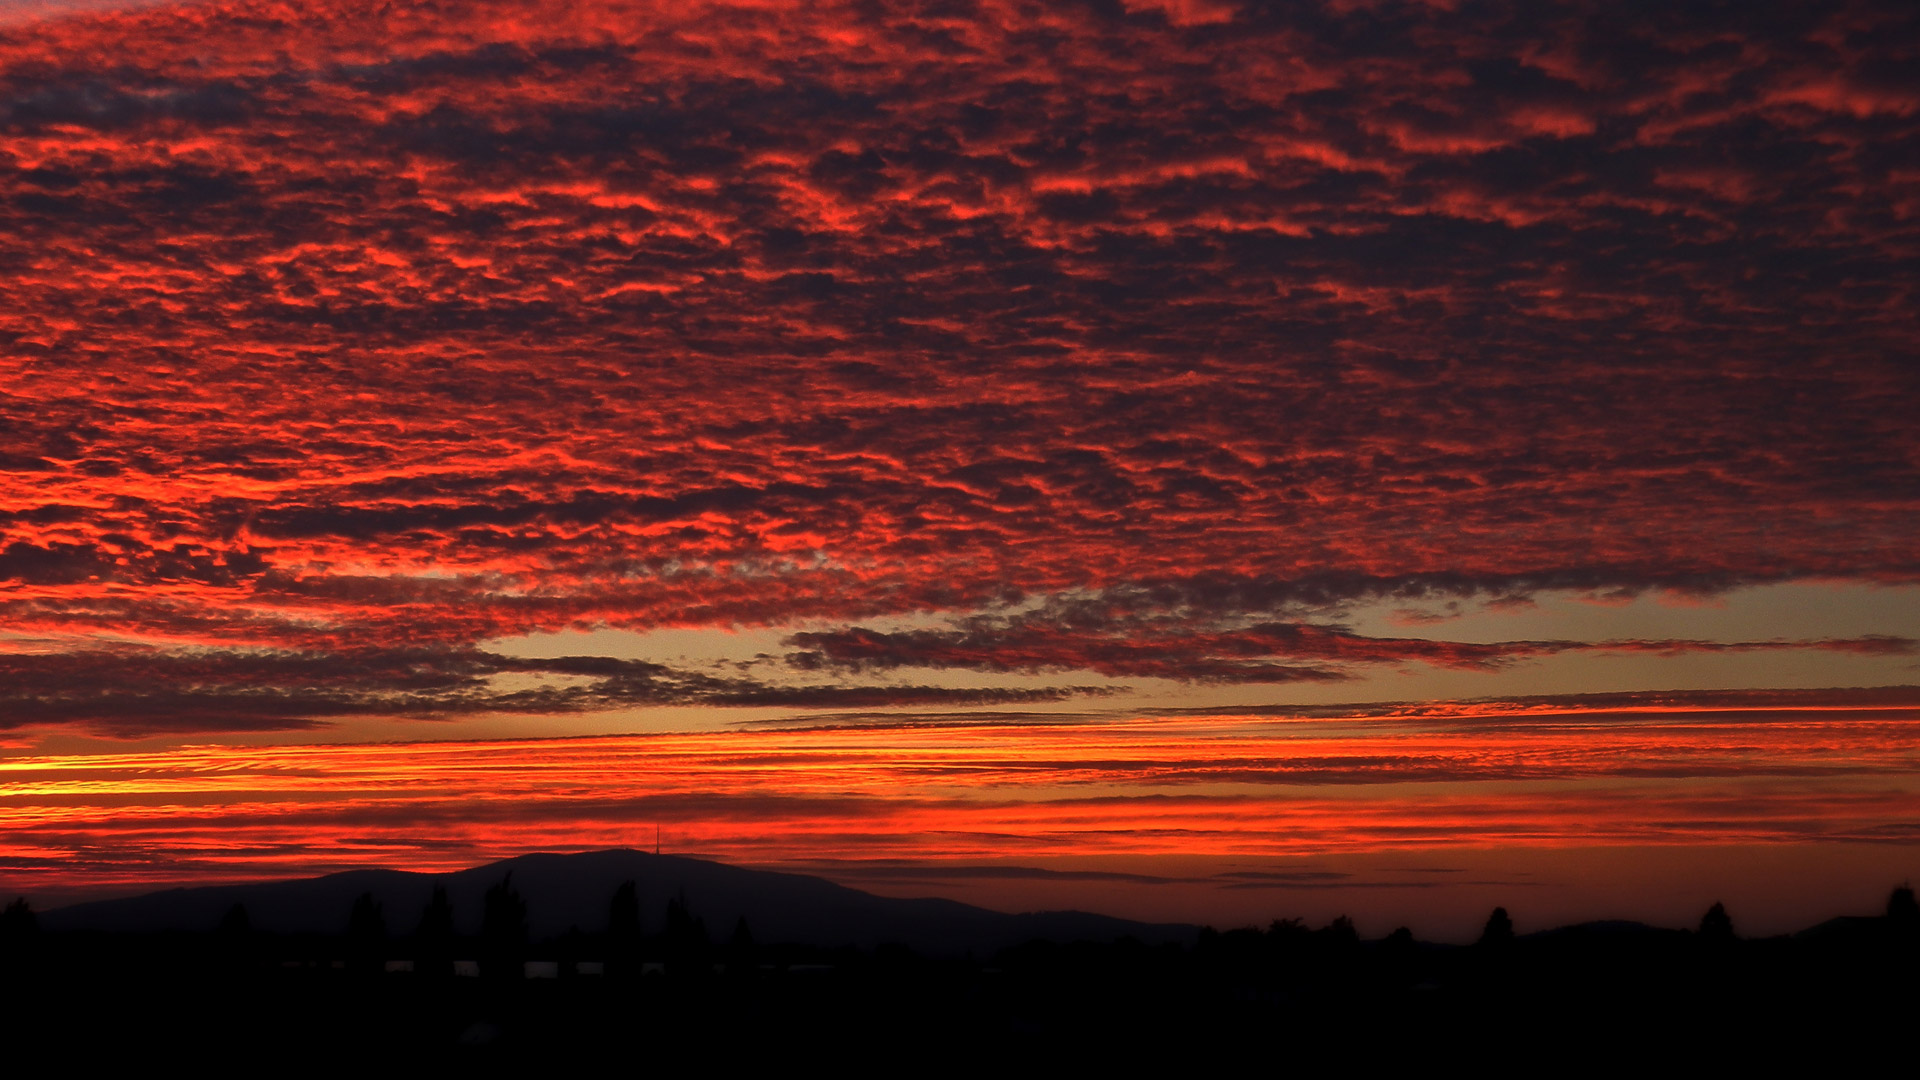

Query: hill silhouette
<box><xmin>38</xmin><ymin>849</ymin><xmax>1196</xmax><ymax>954</ymax></box>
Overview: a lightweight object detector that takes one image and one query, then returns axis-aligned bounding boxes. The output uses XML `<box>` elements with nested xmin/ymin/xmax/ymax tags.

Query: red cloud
<box><xmin>0</xmin><ymin>0</ymin><xmax>1913</xmax><ymax>727</ymax></box>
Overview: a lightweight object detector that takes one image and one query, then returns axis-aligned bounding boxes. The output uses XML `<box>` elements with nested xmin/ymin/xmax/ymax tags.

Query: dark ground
<box><xmin>3</xmin><ymin>893</ymin><xmax>1915</xmax><ymax>1068</ymax></box>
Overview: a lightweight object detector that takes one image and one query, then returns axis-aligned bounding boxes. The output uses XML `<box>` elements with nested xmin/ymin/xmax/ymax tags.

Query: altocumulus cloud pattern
<box><xmin>0</xmin><ymin>0</ymin><xmax>1915</xmax><ymax>733</ymax></box>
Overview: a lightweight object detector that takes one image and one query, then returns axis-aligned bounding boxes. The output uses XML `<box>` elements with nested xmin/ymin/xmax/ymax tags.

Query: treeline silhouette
<box><xmin>2</xmin><ymin>883</ymin><xmax>1915</xmax><ymax>1065</ymax></box>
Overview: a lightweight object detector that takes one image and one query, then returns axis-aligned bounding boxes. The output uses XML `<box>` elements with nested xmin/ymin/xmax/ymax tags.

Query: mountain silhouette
<box><xmin>38</xmin><ymin>850</ymin><xmax>1196</xmax><ymax>954</ymax></box>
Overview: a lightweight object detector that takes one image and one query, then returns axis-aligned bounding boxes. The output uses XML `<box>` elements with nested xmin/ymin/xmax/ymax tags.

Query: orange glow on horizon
<box><xmin>5</xmin><ymin>703</ymin><xmax>1915</xmax><ymax>899</ymax></box>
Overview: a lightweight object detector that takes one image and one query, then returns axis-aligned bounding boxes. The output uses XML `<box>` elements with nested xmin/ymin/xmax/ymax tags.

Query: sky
<box><xmin>0</xmin><ymin>0</ymin><xmax>1915</xmax><ymax>940</ymax></box>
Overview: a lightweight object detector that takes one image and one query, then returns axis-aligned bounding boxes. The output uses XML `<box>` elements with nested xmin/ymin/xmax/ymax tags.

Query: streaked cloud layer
<box><xmin>4</xmin><ymin>693</ymin><xmax>1916</xmax><ymax>930</ymax></box>
<box><xmin>0</xmin><ymin>1</ymin><xmax>1914</xmax><ymax>914</ymax></box>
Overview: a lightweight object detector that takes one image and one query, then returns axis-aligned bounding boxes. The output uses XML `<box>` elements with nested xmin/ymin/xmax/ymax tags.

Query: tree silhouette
<box><xmin>1382</xmin><ymin>926</ymin><xmax>1418</xmax><ymax>979</ymax></box>
<box><xmin>217</xmin><ymin>902</ymin><xmax>252</xmax><ymax>936</ymax></box>
<box><xmin>483</xmin><ymin>874</ymin><xmax>529</xmax><ymax>944</ymax></box>
<box><xmin>1322</xmin><ymin>915</ymin><xmax>1360</xmax><ymax>948</ymax></box>
<box><xmin>417</xmin><ymin>885</ymin><xmax>453</xmax><ymax>939</ymax></box>
<box><xmin>608</xmin><ymin>880</ymin><xmax>642</xmax><ymax>978</ymax></box>
<box><xmin>215</xmin><ymin>903</ymin><xmax>254</xmax><ymax>969</ymax></box>
<box><xmin>661</xmin><ymin>891</ymin><xmax>709</xmax><ymax>977</ymax></box>
<box><xmin>1890</xmin><ymin>884</ymin><xmax>1919</xmax><ymax>957</ymax></box>
<box><xmin>481</xmin><ymin>873</ymin><xmax>529</xmax><ymax>977</ymax></box>
<box><xmin>346</xmin><ymin>892</ymin><xmax>387</xmax><ymax>970</ymax></box>
<box><xmin>1698</xmin><ymin>902</ymin><xmax>1735</xmax><ymax>943</ymax></box>
<box><xmin>348</xmin><ymin>892</ymin><xmax>387</xmax><ymax>940</ymax></box>
<box><xmin>727</xmin><ymin>915</ymin><xmax>757</xmax><ymax>976</ymax></box>
<box><xmin>1267</xmin><ymin>917</ymin><xmax>1308</xmax><ymax>939</ymax></box>
<box><xmin>609</xmin><ymin>880</ymin><xmax>640</xmax><ymax>939</ymax></box>
<box><xmin>415</xmin><ymin>885</ymin><xmax>455</xmax><ymax>978</ymax></box>
<box><xmin>0</xmin><ymin>898</ymin><xmax>35</xmax><ymax>940</ymax></box>
<box><xmin>0</xmin><ymin>898</ymin><xmax>38</xmax><ymax>970</ymax></box>
<box><xmin>1888</xmin><ymin>884</ymin><xmax>1918</xmax><ymax>925</ymax></box>
<box><xmin>1479</xmin><ymin>907</ymin><xmax>1515</xmax><ymax>948</ymax></box>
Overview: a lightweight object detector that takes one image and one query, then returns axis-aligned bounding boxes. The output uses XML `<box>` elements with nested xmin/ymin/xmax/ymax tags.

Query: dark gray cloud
<box><xmin>0</xmin><ymin>645</ymin><xmax>1110</xmax><ymax>735</ymax></box>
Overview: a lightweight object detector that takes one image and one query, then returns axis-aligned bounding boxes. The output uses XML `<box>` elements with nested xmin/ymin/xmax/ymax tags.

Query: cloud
<box><xmin>0</xmin><ymin>643</ymin><xmax>1112</xmax><ymax>735</ymax></box>
<box><xmin>7</xmin><ymin>612</ymin><xmax>1899</xmax><ymax>739</ymax></box>
<box><xmin>0</xmin><ymin>0</ymin><xmax>1913</xmax><ymax>727</ymax></box>
<box><xmin>786</xmin><ymin>611</ymin><xmax>1915</xmax><ymax>684</ymax></box>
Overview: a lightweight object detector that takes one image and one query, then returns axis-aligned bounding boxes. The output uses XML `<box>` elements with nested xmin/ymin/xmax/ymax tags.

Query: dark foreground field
<box><xmin>3</xmin><ymin>893</ymin><xmax>1916</xmax><ymax>1068</ymax></box>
